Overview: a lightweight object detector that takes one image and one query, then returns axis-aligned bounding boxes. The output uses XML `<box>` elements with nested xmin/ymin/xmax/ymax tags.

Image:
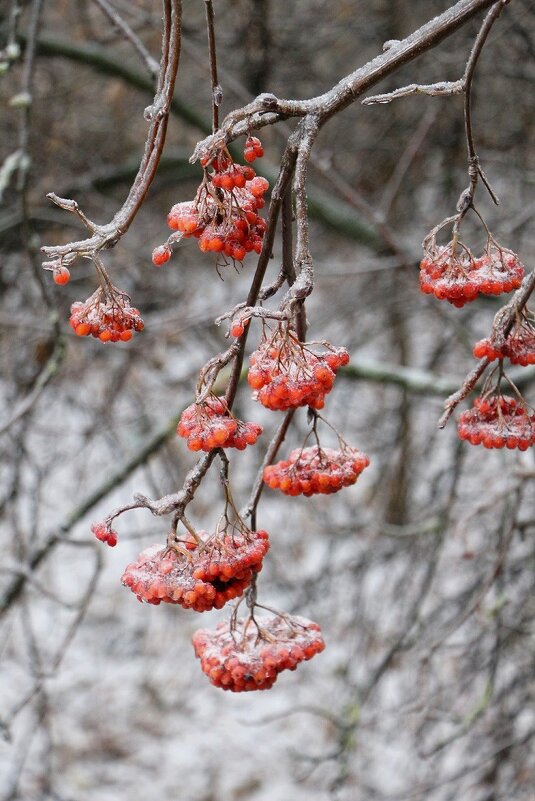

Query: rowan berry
<box><xmin>472</xmin><ymin>313</ymin><xmax>535</xmax><ymax>366</ymax></box>
<box><xmin>192</xmin><ymin>613</ymin><xmax>324</xmax><ymax>692</ymax></box>
<box><xmin>91</xmin><ymin>521</ymin><xmax>119</xmax><ymax>547</ymax></box>
<box><xmin>420</xmin><ymin>231</ymin><xmax>524</xmax><ymax>307</ymax></box>
<box><xmin>243</xmin><ymin>136</ymin><xmax>264</xmax><ymax>163</ymax></box>
<box><xmin>177</xmin><ymin>396</ymin><xmax>262</xmax><ymax>451</ymax></box>
<box><xmin>248</xmin><ymin>326</ymin><xmax>349</xmax><ymax>411</ymax></box>
<box><xmin>121</xmin><ymin>526</ymin><xmax>269</xmax><ymax>611</ymax></box>
<box><xmin>152</xmin><ymin>245</ymin><xmax>172</xmax><ymax>266</ymax></box>
<box><xmin>264</xmin><ymin>445</ymin><xmax>370</xmax><ymax>497</ymax></box>
<box><xmin>69</xmin><ymin>285</ymin><xmax>144</xmax><ymax>343</ymax></box>
<box><xmin>53</xmin><ymin>266</ymin><xmax>70</xmax><ymax>285</ymax></box>
<box><xmin>458</xmin><ymin>394</ymin><xmax>535</xmax><ymax>450</ymax></box>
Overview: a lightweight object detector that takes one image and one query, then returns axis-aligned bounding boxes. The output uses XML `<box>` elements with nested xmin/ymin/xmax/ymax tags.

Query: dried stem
<box><xmin>454</xmin><ymin>0</ymin><xmax>507</xmax><ymax>229</ymax></box>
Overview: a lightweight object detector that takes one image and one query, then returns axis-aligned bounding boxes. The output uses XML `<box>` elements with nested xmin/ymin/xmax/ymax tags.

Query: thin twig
<box><xmin>204</xmin><ymin>0</ymin><xmax>222</xmax><ymax>132</ymax></box>
<box><xmin>41</xmin><ymin>0</ymin><xmax>182</xmax><ymax>265</ymax></box>
<box><xmin>91</xmin><ymin>0</ymin><xmax>160</xmax><ymax>77</ymax></box>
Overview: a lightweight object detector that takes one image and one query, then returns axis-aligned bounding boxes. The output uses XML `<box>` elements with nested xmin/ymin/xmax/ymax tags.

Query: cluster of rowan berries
<box><xmin>152</xmin><ymin>139</ymin><xmax>269</xmax><ymax>266</ymax></box>
<box><xmin>457</xmin><ymin>394</ymin><xmax>535</xmax><ymax>450</ymax></box>
<box><xmin>192</xmin><ymin>614</ymin><xmax>325</xmax><ymax>692</ymax></box>
<box><xmin>121</xmin><ymin>527</ymin><xmax>269</xmax><ymax>611</ymax></box>
<box><xmin>69</xmin><ymin>286</ymin><xmax>144</xmax><ymax>342</ymax></box>
<box><xmin>91</xmin><ymin>522</ymin><xmax>118</xmax><ymax>547</ymax></box>
<box><xmin>177</xmin><ymin>396</ymin><xmax>262</xmax><ymax>451</ymax></box>
<box><xmin>263</xmin><ymin>445</ymin><xmax>370</xmax><ymax>496</ymax></box>
<box><xmin>419</xmin><ymin>239</ymin><xmax>524</xmax><ymax>307</ymax></box>
<box><xmin>243</xmin><ymin>135</ymin><xmax>264</xmax><ymax>163</ymax></box>
<box><xmin>248</xmin><ymin>326</ymin><xmax>350</xmax><ymax>411</ymax></box>
<box><xmin>473</xmin><ymin>314</ymin><xmax>535</xmax><ymax>366</ymax></box>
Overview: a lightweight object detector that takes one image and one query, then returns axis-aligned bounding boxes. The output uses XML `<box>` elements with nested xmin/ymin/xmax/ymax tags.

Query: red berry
<box><xmin>192</xmin><ymin>613</ymin><xmax>324</xmax><ymax>692</ymax></box>
<box><xmin>152</xmin><ymin>245</ymin><xmax>172</xmax><ymax>266</ymax></box>
<box><xmin>53</xmin><ymin>266</ymin><xmax>70</xmax><ymax>285</ymax></box>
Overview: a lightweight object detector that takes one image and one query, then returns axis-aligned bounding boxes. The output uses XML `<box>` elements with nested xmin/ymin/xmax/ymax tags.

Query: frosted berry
<box><xmin>248</xmin><ymin>326</ymin><xmax>349</xmax><ymax>411</ymax></box>
<box><xmin>152</xmin><ymin>245</ymin><xmax>172</xmax><ymax>266</ymax></box>
<box><xmin>91</xmin><ymin>521</ymin><xmax>118</xmax><ymax>547</ymax></box>
<box><xmin>243</xmin><ymin>136</ymin><xmax>264</xmax><ymax>163</ymax></box>
<box><xmin>121</xmin><ymin>526</ymin><xmax>269</xmax><ymax>611</ymax></box>
<box><xmin>158</xmin><ymin>145</ymin><xmax>269</xmax><ymax>268</ymax></box>
<box><xmin>177</xmin><ymin>396</ymin><xmax>262</xmax><ymax>451</ymax></box>
<box><xmin>53</xmin><ymin>266</ymin><xmax>70</xmax><ymax>285</ymax></box>
<box><xmin>192</xmin><ymin>614</ymin><xmax>325</xmax><ymax>692</ymax></box>
<box><xmin>473</xmin><ymin>313</ymin><xmax>535</xmax><ymax>366</ymax></box>
<box><xmin>263</xmin><ymin>445</ymin><xmax>370</xmax><ymax>497</ymax></box>
<box><xmin>69</xmin><ymin>285</ymin><xmax>144</xmax><ymax>343</ymax></box>
<box><xmin>420</xmin><ymin>231</ymin><xmax>524</xmax><ymax>307</ymax></box>
<box><xmin>458</xmin><ymin>394</ymin><xmax>535</xmax><ymax>450</ymax></box>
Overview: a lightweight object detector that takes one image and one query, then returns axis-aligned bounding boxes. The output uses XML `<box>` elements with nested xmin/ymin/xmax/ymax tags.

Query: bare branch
<box><xmin>363</xmin><ymin>80</ymin><xmax>463</xmax><ymax>105</ymax></box>
<box><xmin>40</xmin><ymin>0</ymin><xmax>182</xmax><ymax>266</ymax></box>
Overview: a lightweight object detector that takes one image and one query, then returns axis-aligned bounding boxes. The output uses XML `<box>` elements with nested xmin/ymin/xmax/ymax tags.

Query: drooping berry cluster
<box><xmin>69</xmin><ymin>285</ymin><xmax>144</xmax><ymax>342</ymax></box>
<box><xmin>91</xmin><ymin>521</ymin><xmax>118</xmax><ymax>547</ymax></box>
<box><xmin>263</xmin><ymin>445</ymin><xmax>370</xmax><ymax>496</ymax></box>
<box><xmin>248</xmin><ymin>327</ymin><xmax>349</xmax><ymax>411</ymax></box>
<box><xmin>121</xmin><ymin>527</ymin><xmax>269</xmax><ymax>611</ymax></box>
<box><xmin>192</xmin><ymin>614</ymin><xmax>325</xmax><ymax>692</ymax></box>
<box><xmin>152</xmin><ymin>140</ymin><xmax>269</xmax><ymax>266</ymax></box>
<box><xmin>420</xmin><ymin>238</ymin><xmax>524</xmax><ymax>308</ymax></box>
<box><xmin>177</xmin><ymin>396</ymin><xmax>263</xmax><ymax>451</ymax></box>
<box><xmin>458</xmin><ymin>395</ymin><xmax>535</xmax><ymax>450</ymax></box>
<box><xmin>473</xmin><ymin>315</ymin><xmax>535</xmax><ymax>366</ymax></box>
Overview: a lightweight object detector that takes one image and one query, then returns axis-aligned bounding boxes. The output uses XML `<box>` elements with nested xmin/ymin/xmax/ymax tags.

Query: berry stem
<box><xmin>204</xmin><ymin>0</ymin><xmax>221</xmax><ymax>134</ymax></box>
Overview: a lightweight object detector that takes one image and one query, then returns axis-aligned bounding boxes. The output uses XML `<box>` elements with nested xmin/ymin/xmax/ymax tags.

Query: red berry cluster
<box><xmin>121</xmin><ymin>528</ymin><xmax>269</xmax><ymax>611</ymax></box>
<box><xmin>69</xmin><ymin>286</ymin><xmax>144</xmax><ymax>342</ymax></box>
<box><xmin>473</xmin><ymin>316</ymin><xmax>535</xmax><ymax>366</ymax></box>
<box><xmin>153</xmin><ymin>141</ymin><xmax>269</xmax><ymax>266</ymax></box>
<box><xmin>420</xmin><ymin>240</ymin><xmax>524</xmax><ymax>308</ymax></box>
<box><xmin>263</xmin><ymin>445</ymin><xmax>370</xmax><ymax>496</ymax></box>
<box><xmin>243</xmin><ymin>136</ymin><xmax>264</xmax><ymax>163</ymax></box>
<box><xmin>192</xmin><ymin>614</ymin><xmax>325</xmax><ymax>692</ymax></box>
<box><xmin>91</xmin><ymin>522</ymin><xmax>118</xmax><ymax>547</ymax></box>
<box><xmin>191</xmin><ymin>528</ymin><xmax>269</xmax><ymax>583</ymax></box>
<box><xmin>177</xmin><ymin>396</ymin><xmax>263</xmax><ymax>451</ymax></box>
<box><xmin>458</xmin><ymin>395</ymin><xmax>535</xmax><ymax>450</ymax></box>
<box><xmin>248</xmin><ymin>327</ymin><xmax>349</xmax><ymax>411</ymax></box>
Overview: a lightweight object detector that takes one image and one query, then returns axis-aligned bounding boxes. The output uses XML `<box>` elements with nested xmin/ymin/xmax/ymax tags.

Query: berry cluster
<box><xmin>91</xmin><ymin>522</ymin><xmax>118</xmax><ymax>547</ymax></box>
<box><xmin>69</xmin><ymin>286</ymin><xmax>144</xmax><ymax>342</ymax></box>
<box><xmin>243</xmin><ymin>136</ymin><xmax>264</xmax><ymax>163</ymax></box>
<box><xmin>263</xmin><ymin>445</ymin><xmax>370</xmax><ymax>496</ymax></box>
<box><xmin>420</xmin><ymin>240</ymin><xmax>524</xmax><ymax>307</ymax></box>
<box><xmin>458</xmin><ymin>395</ymin><xmax>535</xmax><ymax>450</ymax></box>
<box><xmin>177</xmin><ymin>396</ymin><xmax>263</xmax><ymax>451</ymax></box>
<box><xmin>152</xmin><ymin>141</ymin><xmax>269</xmax><ymax>266</ymax></box>
<box><xmin>121</xmin><ymin>528</ymin><xmax>269</xmax><ymax>611</ymax></box>
<box><xmin>192</xmin><ymin>614</ymin><xmax>325</xmax><ymax>692</ymax></box>
<box><xmin>473</xmin><ymin>316</ymin><xmax>535</xmax><ymax>366</ymax></box>
<box><xmin>248</xmin><ymin>327</ymin><xmax>349</xmax><ymax>411</ymax></box>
